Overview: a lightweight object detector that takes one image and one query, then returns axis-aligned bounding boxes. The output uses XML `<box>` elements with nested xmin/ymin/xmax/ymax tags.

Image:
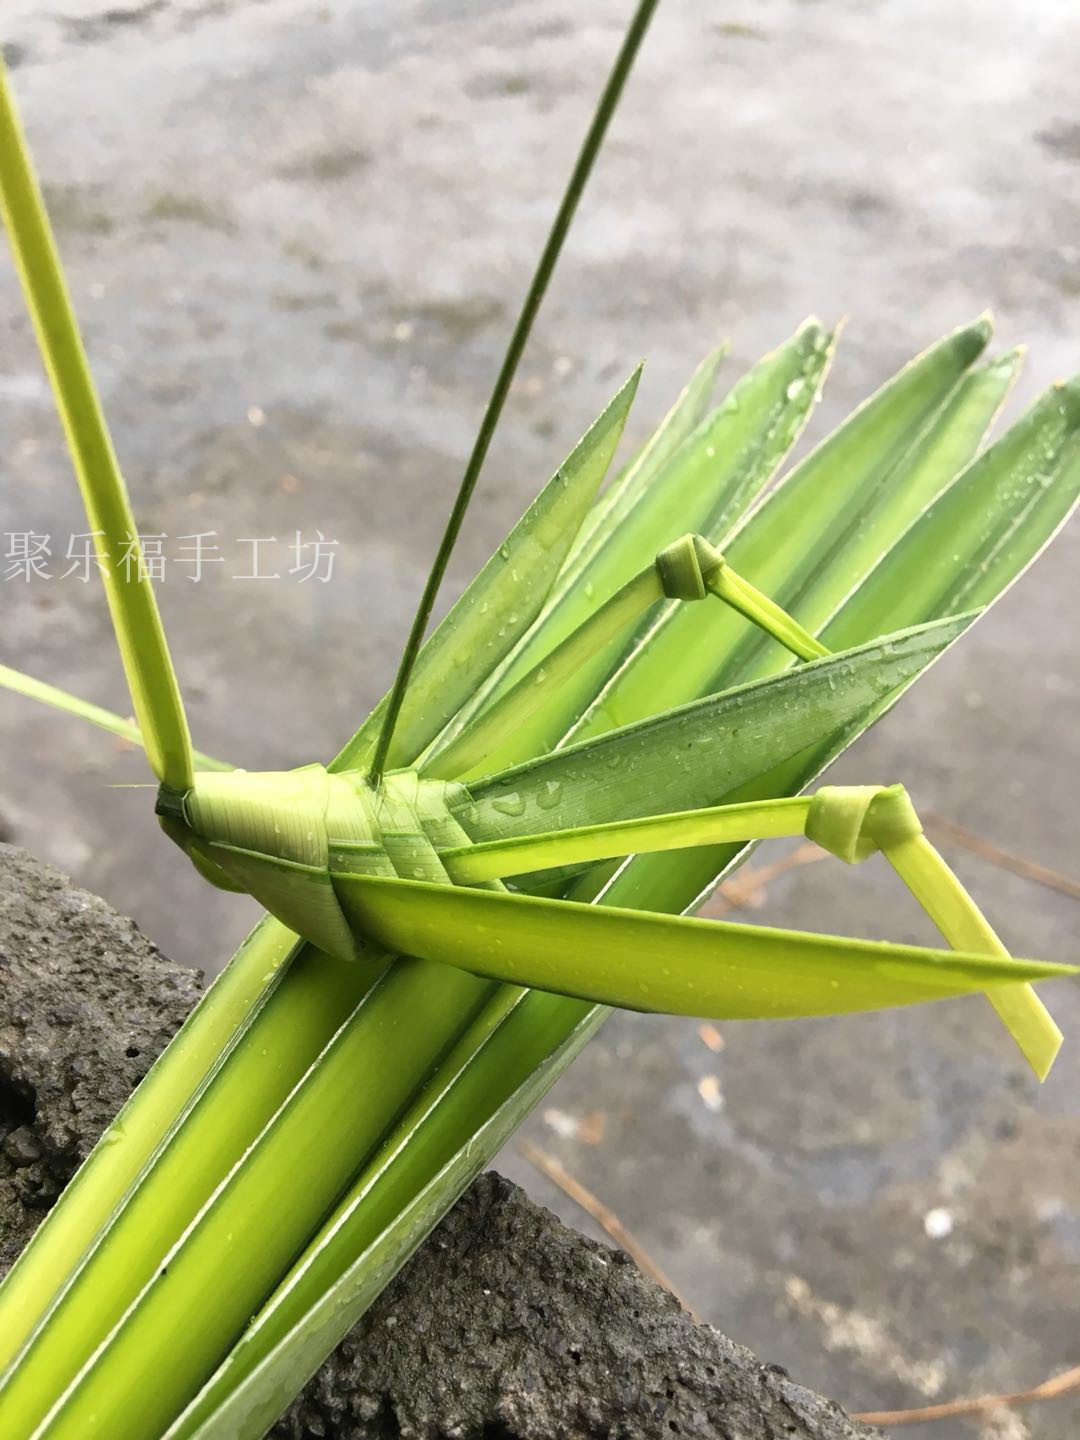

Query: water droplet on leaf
<box><xmin>492</xmin><ymin>793</ymin><xmax>527</xmax><ymax>818</ymax></box>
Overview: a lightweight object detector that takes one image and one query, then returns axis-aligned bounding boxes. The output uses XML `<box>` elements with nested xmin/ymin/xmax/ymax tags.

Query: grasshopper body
<box><xmin>0</xmin><ymin>6</ymin><xmax>1077</xmax><ymax>1438</ymax></box>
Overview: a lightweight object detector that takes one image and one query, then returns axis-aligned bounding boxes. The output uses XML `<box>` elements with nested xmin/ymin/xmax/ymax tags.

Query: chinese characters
<box><xmin>3</xmin><ymin>530</ymin><xmax>340</xmax><ymax>583</ymax></box>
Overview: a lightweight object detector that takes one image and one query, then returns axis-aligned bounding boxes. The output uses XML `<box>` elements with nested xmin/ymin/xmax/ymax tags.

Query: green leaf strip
<box><xmin>334</xmin><ymin>371</ymin><xmax>641</xmax><ymax>775</ymax></box>
<box><xmin>442</xmin><ymin>796</ymin><xmax>811</xmax><ymax>882</ymax></box>
<box><xmin>333</xmin><ymin>872</ymin><xmax>1073</xmax><ymax>1019</ymax></box>
<box><xmin>0</xmin><ymin>63</ymin><xmax>193</xmax><ymax>790</ymax></box>
<box><xmin>565</xmin><ymin>342</ymin><xmax>729</xmax><ymax>572</ymax></box>
<box><xmin>438</xmin><ymin>319</ymin><xmax>838</xmax><ymax>772</ymax></box>
<box><xmin>424</xmin><ymin>563</ymin><xmax>663</xmax><ymax>781</ymax></box>
<box><xmin>569</xmin><ymin>316</ymin><xmax>994</xmax><ymax>744</ymax></box>
<box><xmin>0</xmin><ymin>664</ymin><xmax>231</xmax><ymax>772</ymax></box>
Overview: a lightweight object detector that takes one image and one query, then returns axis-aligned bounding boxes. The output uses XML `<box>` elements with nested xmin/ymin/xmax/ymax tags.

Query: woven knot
<box><xmin>805</xmin><ymin>784</ymin><xmax>923</xmax><ymax>864</ymax></box>
<box><xmin>655</xmin><ymin>533</ymin><xmax>724</xmax><ymax>601</ymax></box>
<box><xmin>154</xmin><ymin>783</ymin><xmax>190</xmax><ymax>824</ymax></box>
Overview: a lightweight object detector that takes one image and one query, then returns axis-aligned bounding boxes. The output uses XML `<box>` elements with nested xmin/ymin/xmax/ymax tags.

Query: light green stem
<box><xmin>884</xmin><ymin>832</ymin><xmax>1062</xmax><ymax>1080</ymax></box>
<box><xmin>443</xmin><ymin>795</ymin><xmax>811</xmax><ymax>882</ymax></box>
<box><xmin>708</xmin><ymin>564</ymin><xmax>829</xmax><ymax>662</ymax></box>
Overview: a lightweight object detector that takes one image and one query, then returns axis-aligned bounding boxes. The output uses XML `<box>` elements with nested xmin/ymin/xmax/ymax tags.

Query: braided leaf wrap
<box><xmin>177</xmin><ymin>767</ymin><xmax>483</xmax><ymax>962</ymax></box>
<box><xmin>654</xmin><ymin>532</ymin><xmax>724</xmax><ymax>601</ymax></box>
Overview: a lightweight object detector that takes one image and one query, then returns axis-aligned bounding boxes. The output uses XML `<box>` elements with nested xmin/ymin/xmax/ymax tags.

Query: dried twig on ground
<box><xmin>924</xmin><ymin>811</ymin><xmax>1080</xmax><ymax>900</ymax></box>
<box><xmin>854</xmin><ymin>1361</ymin><xmax>1080</xmax><ymax>1426</ymax></box>
<box><xmin>705</xmin><ymin>842</ymin><xmax>829</xmax><ymax>915</ymax></box>
<box><xmin>519</xmin><ymin>1140</ymin><xmax>700</xmax><ymax>1320</ymax></box>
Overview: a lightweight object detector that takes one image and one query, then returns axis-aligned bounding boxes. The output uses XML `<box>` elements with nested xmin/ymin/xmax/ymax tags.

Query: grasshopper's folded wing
<box><xmin>455</xmin><ymin>613</ymin><xmax>971</xmax><ymax>843</ymax></box>
<box><xmin>333</xmin><ymin>875</ymin><xmax>1073</xmax><ymax>1021</ymax></box>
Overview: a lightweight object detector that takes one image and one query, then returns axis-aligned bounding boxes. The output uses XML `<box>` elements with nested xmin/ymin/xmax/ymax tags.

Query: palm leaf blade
<box><xmin>460</xmin><ymin>614</ymin><xmax>969</xmax><ymax>842</ymax></box>
<box><xmin>565</xmin><ymin>340</ymin><xmax>729</xmax><ymax>568</ymax></box>
<box><xmin>332</xmin><ymin>369</ymin><xmax>640</xmax><ymax>774</ymax></box>
<box><xmin>837</xmin><ymin>379</ymin><xmax>1080</xmax><ymax>631</ymax></box>
<box><xmin>335</xmin><ymin>875</ymin><xmax>1073</xmax><ymax>1018</ymax></box>
<box><xmin>433</xmin><ymin>319</ymin><xmax>837</xmax><ymax>767</ymax></box>
<box><xmin>570</xmin><ymin>316</ymin><xmax>993</xmax><ymax>742</ymax></box>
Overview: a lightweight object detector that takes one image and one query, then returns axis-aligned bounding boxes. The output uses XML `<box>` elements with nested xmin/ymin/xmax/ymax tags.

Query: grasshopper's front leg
<box><xmin>425</xmin><ymin>532</ymin><xmax>826</xmax><ymax>780</ymax></box>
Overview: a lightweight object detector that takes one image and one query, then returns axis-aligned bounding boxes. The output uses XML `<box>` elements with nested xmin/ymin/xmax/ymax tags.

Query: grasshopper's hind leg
<box><xmin>805</xmin><ymin>784</ymin><xmax>1063</xmax><ymax>1081</ymax></box>
<box><xmin>436</xmin><ymin>783</ymin><xmax>1063</xmax><ymax>1079</ymax></box>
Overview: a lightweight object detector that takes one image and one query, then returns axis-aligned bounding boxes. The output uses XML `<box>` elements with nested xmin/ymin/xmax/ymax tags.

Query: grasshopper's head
<box><xmin>155</xmin><ymin>765</ymin><xmax>374</xmax><ymax>960</ymax></box>
<box><xmin>157</xmin><ymin>765</ymin><xmax>347</xmax><ymax>871</ymax></box>
<box><xmin>155</xmin><ymin>765</ymin><xmax>468</xmax><ymax>962</ymax></box>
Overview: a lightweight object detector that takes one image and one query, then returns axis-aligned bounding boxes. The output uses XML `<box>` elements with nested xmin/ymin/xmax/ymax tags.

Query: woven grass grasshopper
<box><xmin>0</xmin><ymin>3</ymin><xmax>1077</xmax><ymax>1436</ymax></box>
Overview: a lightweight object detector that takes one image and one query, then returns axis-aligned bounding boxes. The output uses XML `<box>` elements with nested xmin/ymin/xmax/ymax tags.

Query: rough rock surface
<box><xmin>0</xmin><ymin>845</ymin><xmax>879</xmax><ymax>1439</ymax></box>
<box><xmin>0</xmin><ymin>843</ymin><xmax>203</xmax><ymax>1261</ymax></box>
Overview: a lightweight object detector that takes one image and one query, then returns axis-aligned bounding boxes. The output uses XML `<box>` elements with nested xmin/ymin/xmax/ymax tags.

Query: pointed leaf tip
<box><xmin>333</xmin><ymin>368</ymin><xmax>642</xmax><ymax>773</ymax></box>
<box><xmin>959</xmin><ymin>312</ymin><xmax>993</xmax><ymax>357</ymax></box>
